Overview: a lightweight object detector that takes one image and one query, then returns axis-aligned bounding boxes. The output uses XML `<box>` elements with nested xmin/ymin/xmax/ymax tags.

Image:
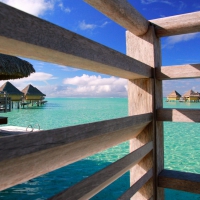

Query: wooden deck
<box><xmin>0</xmin><ymin>0</ymin><xmax>200</xmax><ymax>199</ymax></box>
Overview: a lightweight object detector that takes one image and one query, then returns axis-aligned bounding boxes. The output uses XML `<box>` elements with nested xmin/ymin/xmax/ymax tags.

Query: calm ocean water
<box><xmin>0</xmin><ymin>98</ymin><xmax>200</xmax><ymax>200</ymax></box>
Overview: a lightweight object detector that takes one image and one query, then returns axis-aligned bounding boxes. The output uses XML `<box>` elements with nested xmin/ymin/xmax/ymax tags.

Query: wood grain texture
<box><xmin>0</xmin><ymin>117</ymin><xmax>7</xmax><ymax>125</ymax></box>
<box><xmin>156</xmin><ymin>64</ymin><xmax>200</xmax><ymax>80</ymax></box>
<box><xmin>0</xmin><ymin>2</ymin><xmax>151</xmax><ymax>79</ymax></box>
<box><xmin>150</xmin><ymin>11</ymin><xmax>200</xmax><ymax>37</ymax></box>
<box><xmin>118</xmin><ymin>168</ymin><xmax>153</xmax><ymax>200</ymax></box>
<box><xmin>0</xmin><ymin>113</ymin><xmax>152</xmax><ymax>162</ymax></box>
<box><xmin>152</xmin><ymin>28</ymin><xmax>164</xmax><ymax>200</ymax></box>
<box><xmin>127</xmin><ymin>25</ymin><xmax>164</xmax><ymax>199</ymax></box>
<box><xmin>84</xmin><ymin>0</ymin><xmax>149</xmax><ymax>36</ymax></box>
<box><xmin>158</xmin><ymin>170</ymin><xmax>200</xmax><ymax>194</ymax></box>
<box><xmin>157</xmin><ymin>109</ymin><xmax>200</xmax><ymax>122</ymax></box>
<box><xmin>0</xmin><ymin>114</ymin><xmax>152</xmax><ymax>191</ymax></box>
<box><xmin>127</xmin><ymin>26</ymin><xmax>154</xmax><ymax>200</ymax></box>
<box><xmin>49</xmin><ymin>142</ymin><xmax>153</xmax><ymax>200</ymax></box>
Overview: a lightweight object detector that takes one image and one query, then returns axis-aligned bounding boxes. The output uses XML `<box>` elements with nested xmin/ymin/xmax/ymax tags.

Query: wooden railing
<box><xmin>0</xmin><ymin>0</ymin><xmax>200</xmax><ymax>199</ymax></box>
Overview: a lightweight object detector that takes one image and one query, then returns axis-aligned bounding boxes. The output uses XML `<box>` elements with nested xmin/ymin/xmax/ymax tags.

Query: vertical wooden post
<box><xmin>126</xmin><ymin>25</ymin><xmax>164</xmax><ymax>199</ymax></box>
<box><xmin>5</xmin><ymin>96</ymin><xmax>7</xmax><ymax>113</ymax></box>
<box><xmin>9</xmin><ymin>99</ymin><xmax>11</xmax><ymax>111</ymax></box>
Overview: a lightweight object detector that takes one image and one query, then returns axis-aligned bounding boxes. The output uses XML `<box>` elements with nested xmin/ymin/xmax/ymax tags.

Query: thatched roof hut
<box><xmin>167</xmin><ymin>90</ymin><xmax>181</xmax><ymax>100</ymax></box>
<box><xmin>22</xmin><ymin>84</ymin><xmax>46</xmax><ymax>100</ymax></box>
<box><xmin>183</xmin><ymin>90</ymin><xmax>199</xmax><ymax>97</ymax></box>
<box><xmin>0</xmin><ymin>81</ymin><xmax>23</xmax><ymax>101</ymax></box>
<box><xmin>183</xmin><ymin>90</ymin><xmax>200</xmax><ymax>101</ymax></box>
<box><xmin>0</xmin><ymin>53</ymin><xmax>35</xmax><ymax>80</ymax></box>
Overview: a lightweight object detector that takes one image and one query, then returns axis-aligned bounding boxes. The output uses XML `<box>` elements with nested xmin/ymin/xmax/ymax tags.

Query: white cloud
<box><xmin>62</xmin><ymin>74</ymin><xmax>127</xmax><ymax>97</ymax></box>
<box><xmin>58</xmin><ymin>2</ymin><xmax>71</xmax><ymax>13</ymax></box>
<box><xmin>178</xmin><ymin>1</ymin><xmax>186</xmax><ymax>10</ymax></box>
<box><xmin>141</xmin><ymin>0</ymin><xmax>173</xmax><ymax>6</ymax></box>
<box><xmin>0</xmin><ymin>72</ymin><xmax>57</xmax><ymax>90</ymax></box>
<box><xmin>0</xmin><ymin>74</ymin><xmax>127</xmax><ymax>97</ymax></box>
<box><xmin>100</xmin><ymin>21</ymin><xmax>109</xmax><ymax>28</ymax></box>
<box><xmin>78</xmin><ymin>20</ymin><xmax>109</xmax><ymax>31</ymax></box>
<box><xmin>56</xmin><ymin>65</ymin><xmax>80</xmax><ymax>72</ymax></box>
<box><xmin>79</xmin><ymin>20</ymin><xmax>97</xmax><ymax>30</ymax></box>
<box><xmin>163</xmin><ymin>33</ymin><xmax>200</xmax><ymax>48</ymax></box>
<box><xmin>0</xmin><ymin>0</ymin><xmax>54</xmax><ymax>16</ymax></box>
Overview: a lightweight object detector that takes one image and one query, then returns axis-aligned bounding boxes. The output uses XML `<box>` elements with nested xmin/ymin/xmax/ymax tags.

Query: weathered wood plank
<box><xmin>84</xmin><ymin>0</ymin><xmax>149</xmax><ymax>36</ymax></box>
<box><xmin>0</xmin><ymin>2</ymin><xmax>151</xmax><ymax>79</ymax></box>
<box><xmin>127</xmin><ymin>24</ymin><xmax>164</xmax><ymax>199</ymax></box>
<box><xmin>156</xmin><ymin>64</ymin><xmax>200</xmax><ymax>80</ymax></box>
<box><xmin>0</xmin><ymin>113</ymin><xmax>152</xmax><ymax>162</ymax></box>
<box><xmin>118</xmin><ymin>168</ymin><xmax>153</xmax><ymax>200</ymax></box>
<box><xmin>150</xmin><ymin>11</ymin><xmax>200</xmax><ymax>37</ymax></box>
<box><xmin>0</xmin><ymin>114</ymin><xmax>152</xmax><ymax>191</ymax></box>
<box><xmin>49</xmin><ymin>142</ymin><xmax>153</xmax><ymax>200</ymax></box>
<box><xmin>153</xmin><ymin>29</ymin><xmax>164</xmax><ymax>200</ymax></box>
<box><xmin>127</xmin><ymin>25</ymin><xmax>162</xmax><ymax>200</ymax></box>
<box><xmin>158</xmin><ymin>169</ymin><xmax>200</xmax><ymax>194</ymax></box>
<box><xmin>157</xmin><ymin>109</ymin><xmax>200</xmax><ymax>122</ymax></box>
<box><xmin>0</xmin><ymin>117</ymin><xmax>7</xmax><ymax>125</ymax></box>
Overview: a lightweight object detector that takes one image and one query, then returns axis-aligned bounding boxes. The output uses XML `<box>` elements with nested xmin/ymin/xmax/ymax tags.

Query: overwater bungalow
<box><xmin>183</xmin><ymin>90</ymin><xmax>200</xmax><ymax>102</ymax></box>
<box><xmin>167</xmin><ymin>90</ymin><xmax>181</xmax><ymax>101</ymax></box>
<box><xmin>0</xmin><ymin>81</ymin><xmax>23</xmax><ymax>101</ymax></box>
<box><xmin>0</xmin><ymin>54</ymin><xmax>35</xmax><ymax>111</ymax></box>
<box><xmin>0</xmin><ymin>81</ymin><xmax>23</xmax><ymax>109</ymax></box>
<box><xmin>21</xmin><ymin>84</ymin><xmax>46</xmax><ymax>106</ymax></box>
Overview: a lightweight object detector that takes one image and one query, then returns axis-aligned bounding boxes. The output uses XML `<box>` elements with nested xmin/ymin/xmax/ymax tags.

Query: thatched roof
<box><xmin>167</xmin><ymin>90</ymin><xmax>181</xmax><ymax>98</ymax></box>
<box><xmin>183</xmin><ymin>90</ymin><xmax>200</xmax><ymax>97</ymax></box>
<box><xmin>22</xmin><ymin>84</ymin><xmax>46</xmax><ymax>96</ymax></box>
<box><xmin>0</xmin><ymin>53</ymin><xmax>35</xmax><ymax>80</ymax></box>
<box><xmin>0</xmin><ymin>81</ymin><xmax>23</xmax><ymax>95</ymax></box>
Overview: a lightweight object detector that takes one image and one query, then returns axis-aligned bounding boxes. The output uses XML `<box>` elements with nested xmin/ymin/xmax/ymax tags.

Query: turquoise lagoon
<box><xmin>0</xmin><ymin>98</ymin><xmax>200</xmax><ymax>200</ymax></box>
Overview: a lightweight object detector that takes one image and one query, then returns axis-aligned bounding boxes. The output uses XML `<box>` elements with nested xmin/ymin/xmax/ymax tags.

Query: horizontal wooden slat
<box><xmin>0</xmin><ymin>3</ymin><xmax>151</xmax><ymax>79</ymax></box>
<box><xmin>118</xmin><ymin>168</ymin><xmax>153</xmax><ymax>200</ymax></box>
<box><xmin>0</xmin><ymin>117</ymin><xmax>7</xmax><ymax>125</ymax></box>
<box><xmin>158</xmin><ymin>169</ymin><xmax>200</xmax><ymax>194</ymax></box>
<box><xmin>150</xmin><ymin>11</ymin><xmax>200</xmax><ymax>37</ymax></box>
<box><xmin>49</xmin><ymin>142</ymin><xmax>153</xmax><ymax>200</ymax></box>
<box><xmin>84</xmin><ymin>0</ymin><xmax>149</xmax><ymax>36</ymax></box>
<box><xmin>157</xmin><ymin>109</ymin><xmax>200</xmax><ymax>122</ymax></box>
<box><xmin>0</xmin><ymin>113</ymin><xmax>152</xmax><ymax>191</ymax></box>
<box><xmin>156</xmin><ymin>64</ymin><xmax>200</xmax><ymax>80</ymax></box>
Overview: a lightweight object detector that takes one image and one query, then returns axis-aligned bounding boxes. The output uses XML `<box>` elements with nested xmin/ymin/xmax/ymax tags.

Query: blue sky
<box><xmin>0</xmin><ymin>0</ymin><xmax>200</xmax><ymax>97</ymax></box>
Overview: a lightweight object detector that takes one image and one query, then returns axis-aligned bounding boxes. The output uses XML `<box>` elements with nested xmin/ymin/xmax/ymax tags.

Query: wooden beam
<box><xmin>118</xmin><ymin>168</ymin><xmax>153</xmax><ymax>200</ymax></box>
<box><xmin>84</xmin><ymin>0</ymin><xmax>149</xmax><ymax>36</ymax></box>
<box><xmin>0</xmin><ymin>3</ymin><xmax>151</xmax><ymax>79</ymax></box>
<box><xmin>158</xmin><ymin>169</ymin><xmax>200</xmax><ymax>194</ymax></box>
<box><xmin>49</xmin><ymin>142</ymin><xmax>153</xmax><ymax>200</ymax></box>
<box><xmin>150</xmin><ymin>11</ymin><xmax>200</xmax><ymax>37</ymax></box>
<box><xmin>127</xmin><ymin>24</ymin><xmax>164</xmax><ymax>199</ymax></box>
<box><xmin>0</xmin><ymin>117</ymin><xmax>7</xmax><ymax>125</ymax></box>
<box><xmin>157</xmin><ymin>109</ymin><xmax>200</xmax><ymax>122</ymax></box>
<box><xmin>156</xmin><ymin>64</ymin><xmax>200</xmax><ymax>80</ymax></box>
<box><xmin>0</xmin><ymin>114</ymin><xmax>152</xmax><ymax>191</ymax></box>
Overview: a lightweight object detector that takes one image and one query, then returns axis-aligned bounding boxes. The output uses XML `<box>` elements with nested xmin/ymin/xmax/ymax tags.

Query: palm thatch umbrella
<box><xmin>0</xmin><ymin>53</ymin><xmax>35</xmax><ymax>80</ymax></box>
